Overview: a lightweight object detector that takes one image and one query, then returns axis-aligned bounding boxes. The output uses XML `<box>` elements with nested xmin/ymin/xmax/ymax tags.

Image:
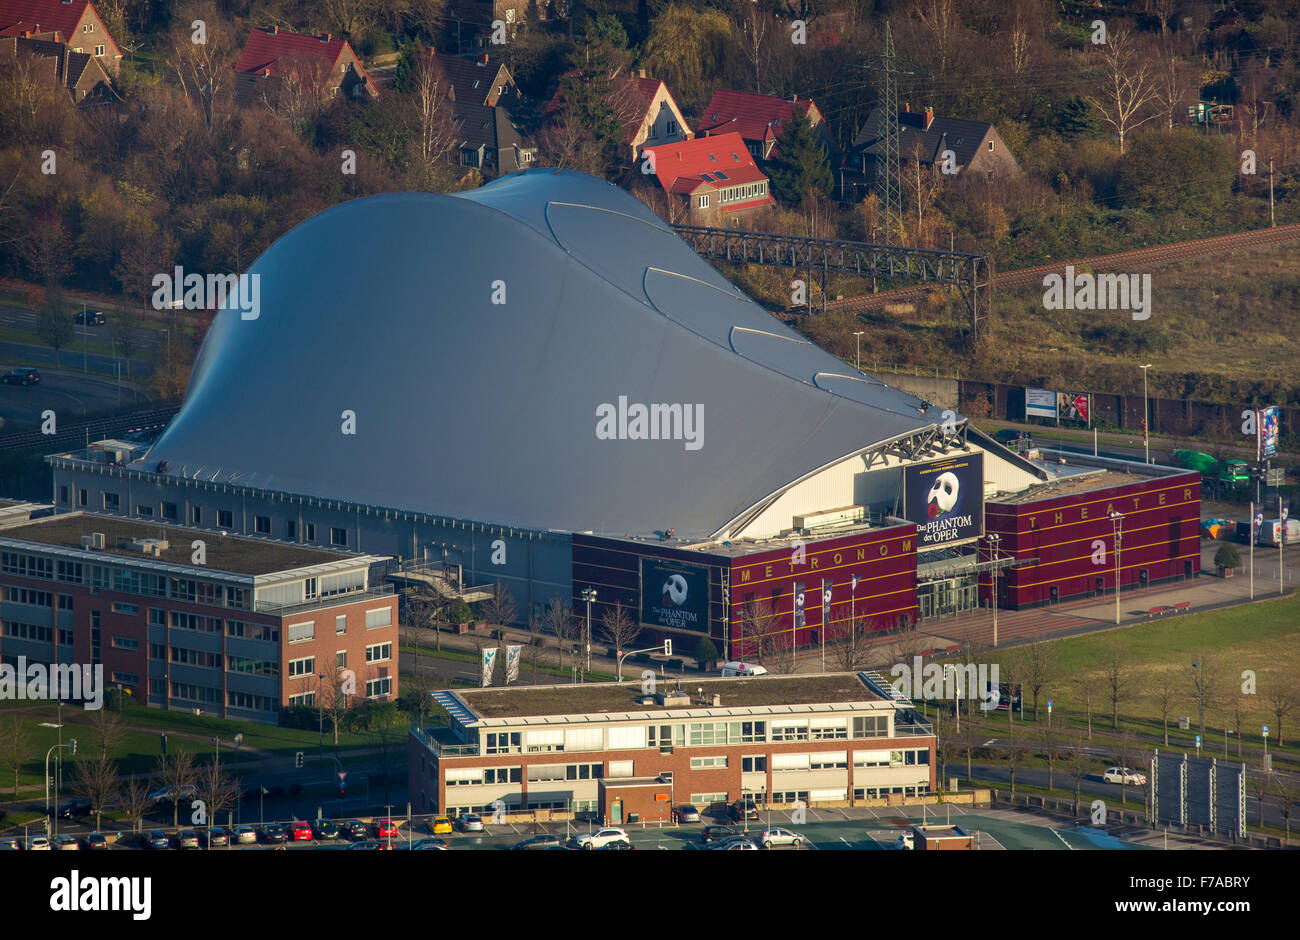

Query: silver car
<box><xmin>758</xmin><ymin>827</ymin><xmax>805</xmax><ymax>848</ymax></box>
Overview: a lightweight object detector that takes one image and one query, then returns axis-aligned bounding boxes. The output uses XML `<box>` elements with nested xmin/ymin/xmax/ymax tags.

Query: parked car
<box><xmin>707</xmin><ymin>837</ymin><xmax>758</xmax><ymax>850</ymax></box>
<box><xmin>233</xmin><ymin>825</ymin><xmax>257</xmax><ymax>845</ymax></box>
<box><xmin>429</xmin><ymin>816</ymin><xmax>453</xmax><ymax>835</ymax></box>
<box><xmin>675</xmin><ymin>804</ymin><xmax>701</xmax><ymax>824</ymax></box>
<box><xmin>347</xmin><ymin>840</ymin><xmax>388</xmax><ymax>850</ymax></box>
<box><xmin>720</xmin><ymin>661</ymin><xmax>768</xmax><ymax>677</ymax></box>
<box><xmin>148</xmin><ymin>784</ymin><xmax>197</xmax><ymax>804</ymax></box>
<box><xmin>895</xmin><ymin>832</ymin><xmax>914</xmax><ymax>850</ymax></box>
<box><xmin>1</xmin><ymin>367</ymin><xmax>40</xmax><ymax>386</ymax></box>
<box><xmin>176</xmin><ymin>829</ymin><xmax>201</xmax><ymax>849</ymax></box>
<box><xmin>728</xmin><ymin>799</ymin><xmax>760</xmax><ymax>822</ymax></box>
<box><xmin>512</xmin><ymin>834</ymin><xmax>563</xmax><ymax>850</ymax></box>
<box><xmin>0</xmin><ymin>837</ymin><xmax>21</xmax><ymax>851</ymax></box>
<box><xmin>992</xmin><ymin>428</ymin><xmax>1029</xmax><ymax>444</ymax></box>
<box><xmin>260</xmin><ymin>823</ymin><xmax>288</xmax><ymax>844</ymax></box>
<box><xmin>597</xmin><ymin>840</ymin><xmax>635</xmax><ymax>850</ymax></box>
<box><xmin>54</xmin><ymin>834</ymin><xmax>81</xmax><ymax>851</ymax></box>
<box><xmin>573</xmin><ymin>827</ymin><xmax>630</xmax><ymax>850</ymax></box>
<box><xmin>145</xmin><ymin>829</ymin><xmax>171</xmax><ymax>850</ymax></box>
<box><xmin>344</xmin><ymin>820</ymin><xmax>371</xmax><ymax>841</ymax></box>
<box><xmin>75</xmin><ymin>310</ymin><xmax>106</xmax><ymax>325</ymax></box>
<box><xmin>758</xmin><ymin>827</ymin><xmax>805</xmax><ymax>848</ymax></box>
<box><xmin>82</xmin><ymin>832</ymin><xmax>110</xmax><ymax>850</ymax></box>
<box><xmin>1102</xmin><ymin>767</ymin><xmax>1147</xmax><ymax>786</ymax></box>
<box><xmin>454</xmin><ymin>813</ymin><xmax>484</xmax><ymax>833</ymax></box>
<box><xmin>26</xmin><ymin>836</ymin><xmax>51</xmax><ymax>851</ymax></box>
<box><xmin>375</xmin><ymin>818</ymin><xmax>399</xmax><ymax>839</ymax></box>
<box><xmin>311</xmin><ymin>819</ymin><xmax>339</xmax><ymax>840</ymax></box>
<box><xmin>57</xmin><ymin>797</ymin><xmax>91</xmax><ymax>819</ymax></box>
<box><xmin>290</xmin><ymin>821</ymin><xmax>313</xmax><ymax>842</ymax></box>
<box><xmin>408</xmin><ymin>838</ymin><xmax>448</xmax><ymax>851</ymax></box>
<box><xmin>202</xmin><ymin>828</ymin><xmax>229</xmax><ymax>848</ymax></box>
<box><xmin>701</xmin><ymin>825</ymin><xmax>741</xmax><ymax>843</ymax></box>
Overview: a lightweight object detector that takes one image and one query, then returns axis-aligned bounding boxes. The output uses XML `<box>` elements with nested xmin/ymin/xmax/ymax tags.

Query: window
<box><xmin>59</xmin><ymin>485</ymin><xmax>69</xmax><ymax>505</ymax></box>
<box><xmin>335</xmin><ymin>614</ymin><xmax>347</xmax><ymax>635</ymax></box>
<box><xmin>739</xmin><ymin>721</ymin><xmax>766</xmax><ymax>743</ymax></box>
<box><xmin>482</xmin><ymin>767</ymin><xmax>522</xmax><ymax>784</ymax></box>
<box><xmin>287</xmin><ymin>656</ymin><xmax>315</xmax><ymax>678</ymax></box>
<box><xmin>365</xmin><ymin>607</ymin><xmax>392</xmax><ymax>629</ymax></box>
<box><xmin>78</xmin><ymin>489</ymin><xmax>87</xmax><ymax>507</ymax></box>
<box><xmin>149</xmin><ymin>643</ymin><xmax>165</xmax><ymax>660</ymax></box>
<box><xmin>770</xmin><ymin>722</ymin><xmax>809</xmax><ymax>742</ymax></box>
<box><xmin>191</xmin><ymin>506</ymin><xmax>202</xmax><ymax>525</ymax></box>
<box><xmin>330</xmin><ymin>527</ymin><xmax>347</xmax><ymax>547</ymax></box>
<box><xmin>149</xmin><ymin>608</ymin><xmax>165</xmax><ymax>626</ymax></box>
<box><xmin>666</xmin><ymin>120</ymin><xmax>678</xmax><ymax>135</ymax></box>
<box><xmin>810</xmin><ymin>721</ymin><xmax>847</xmax><ymax>740</ymax></box>
<box><xmin>336</xmin><ymin>651</ymin><xmax>347</xmax><ymax>669</ymax></box>
<box><xmin>446</xmin><ymin>768</ymin><xmax>484</xmax><ymax>786</ymax></box>
<box><xmin>304</xmin><ymin>578</ymin><xmax>318</xmax><ymax>600</ymax></box>
<box><xmin>111</xmin><ymin>601</ymin><xmax>138</xmax><ymax>616</ymax></box>
<box><xmin>94</xmin><ymin>44</ymin><xmax>104</xmax><ymax>56</ymax></box>
<box><xmin>170</xmin><ymin>578</ymin><xmax>196</xmax><ymax>602</ymax></box>
<box><xmin>697</xmin><ymin>194</ymin><xmax>709</xmax><ymax>208</ymax></box>
<box><xmin>230</xmin><ymin>691</ymin><xmax>275</xmax><ymax>711</ymax></box>
<box><xmin>565</xmin><ymin>762</ymin><xmax>602</xmax><ymax>780</ymax></box>
<box><xmin>2</xmin><ymin>586</ymin><xmax>52</xmax><ymax>606</ymax></box>
<box><xmin>83</xmin><ymin>23</ymin><xmax>92</xmax><ymax>32</ymax></box>
<box><xmin>485</xmin><ymin>732</ymin><xmax>521</xmax><ymax>755</ymax></box>
<box><xmin>691</xmin><ymin>792</ymin><xmax>727</xmax><ymax>806</ymax></box>
<box><xmin>58</xmin><ymin>629</ymin><xmax>73</xmax><ymax>646</ymax></box>
<box><xmin>988</xmin><ymin>140</ymin><xmax>995</xmax><ymax>151</ymax></box>
<box><xmin>56</xmin><ymin>560</ymin><xmax>82</xmax><ymax>583</ymax></box>
<box><xmin>169</xmin><ymin>647</ymin><xmax>222</xmax><ymax>668</ymax></box>
<box><xmin>112</xmin><ymin>671</ymin><xmax>138</xmax><ymax>686</ymax></box>
<box><xmin>102</xmin><ymin>491</ymin><xmax>119</xmax><ymax>511</ymax></box>
<box><xmin>287</xmin><ymin>621</ymin><xmax>315</xmax><ymax>643</ymax></box>
<box><xmin>365</xmin><ymin>642</ymin><xmax>391</xmax><ymax>663</ymax></box>
<box><xmin>225</xmin><ymin>587</ymin><xmax>247</xmax><ymax>610</ymax></box>
<box><xmin>57</xmin><ymin>594</ymin><xmax>72</xmax><ymax>611</ymax></box>
<box><xmin>162</xmin><ymin>502</ymin><xmax>177</xmax><ymax>520</ymax></box>
<box><xmin>227</xmin><ymin>657</ymin><xmax>277</xmax><ymax>677</ymax></box>
<box><xmin>217</xmin><ymin>510</ymin><xmax>233</xmax><ymax>528</ymax></box>
<box><xmin>646</xmin><ymin>725</ymin><xmax>681</xmax><ymax>749</ymax></box>
<box><xmin>170</xmin><ymin>682</ymin><xmax>219</xmax><ymax>704</ymax></box>
<box><xmin>527</xmin><ymin>764</ymin><xmax>566</xmax><ymax>783</ymax></box>
<box><xmin>852</xmin><ymin>715</ymin><xmax>889</xmax><ymax>738</ymax></box>
<box><xmin>254</xmin><ymin>516</ymin><xmax>270</xmax><ymax>534</ymax></box>
<box><xmin>460</xmin><ymin>148</ymin><xmax>480</xmax><ymax>167</ymax></box>
<box><xmin>305</xmin><ymin>523</ymin><xmax>316</xmax><ymax>541</ymax></box>
<box><xmin>741</xmin><ymin>755</ymin><xmax>766</xmax><ymax>773</ymax></box>
<box><xmin>810</xmin><ymin>751</ymin><xmax>848</xmax><ymax>770</ymax></box>
<box><xmin>111</xmin><ymin>636</ymin><xmax>139</xmax><ymax>651</ymax></box>
<box><xmin>286</xmin><ymin>520</ymin><xmax>297</xmax><ymax>540</ymax></box>
<box><xmin>288</xmin><ymin>691</ymin><xmax>315</xmax><ymax>707</ymax></box>
<box><xmin>687</xmin><ymin>722</ymin><xmax>731</xmax><ymax>746</ymax></box>
<box><xmin>853</xmin><ymin>750</ymin><xmax>891</xmax><ymax>768</ymax></box>
<box><xmin>366</xmin><ymin>677</ymin><xmax>391</xmax><ymax>699</ymax></box>
<box><xmin>690</xmin><ymin>756</ymin><xmax>728</xmax><ymax>769</ymax></box>
<box><xmin>607</xmin><ymin>760</ymin><xmax>634</xmax><ymax>778</ymax></box>
<box><xmin>137</xmin><ymin>505</ymin><xmax>153</xmax><ymax>518</ymax></box>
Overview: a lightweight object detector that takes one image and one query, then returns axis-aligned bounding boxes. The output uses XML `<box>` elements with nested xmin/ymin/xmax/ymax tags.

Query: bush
<box><xmin>448</xmin><ymin>599</ymin><xmax>473</xmax><ymax>623</ymax></box>
<box><xmin>1214</xmin><ymin>544</ymin><xmax>1241</xmax><ymax>569</ymax></box>
<box><xmin>694</xmin><ymin>636</ymin><xmax>719</xmax><ymax>666</ymax></box>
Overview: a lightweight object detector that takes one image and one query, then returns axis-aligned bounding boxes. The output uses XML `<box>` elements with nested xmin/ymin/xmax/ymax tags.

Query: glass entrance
<box><xmin>917</xmin><ymin>576</ymin><xmax>978</xmax><ymax>620</ymax></box>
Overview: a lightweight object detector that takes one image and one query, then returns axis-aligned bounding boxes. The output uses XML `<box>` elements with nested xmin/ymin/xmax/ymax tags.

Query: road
<box><xmin>0</xmin><ymin>302</ymin><xmax>163</xmax><ymax>353</ymax></box>
<box><xmin>0</xmin><ymin>368</ymin><xmax>148</xmax><ymax>432</ymax></box>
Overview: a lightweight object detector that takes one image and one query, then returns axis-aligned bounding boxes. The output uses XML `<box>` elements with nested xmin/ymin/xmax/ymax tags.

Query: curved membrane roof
<box><xmin>138</xmin><ymin>169</ymin><xmax>949</xmax><ymax>539</ymax></box>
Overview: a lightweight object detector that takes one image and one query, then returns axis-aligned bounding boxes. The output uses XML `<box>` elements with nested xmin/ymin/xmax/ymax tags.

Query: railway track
<box><xmin>825</xmin><ymin>222</ymin><xmax>1300</xmax><ymax>314</ymax></box>
<box><xmin>0</xmin><ymin>405</ymin><xmax>178</xmax><ymax>456</ymax></box>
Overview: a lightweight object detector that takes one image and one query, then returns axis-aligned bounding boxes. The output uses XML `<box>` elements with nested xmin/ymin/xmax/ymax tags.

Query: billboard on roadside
<box><xmin>1259</xmin><ymin>406</ymin><xmax>1279</xmax><ymax>460</ymax></box>
<box><xmin>905</xmin><ymin>453</ymin><xmax>985</xmax><ymax>547</ymax></box>
<box><xmin>1025</xmin><ymin>388</ymin><xmax>1056</xmax><ymax>419</ymax></box>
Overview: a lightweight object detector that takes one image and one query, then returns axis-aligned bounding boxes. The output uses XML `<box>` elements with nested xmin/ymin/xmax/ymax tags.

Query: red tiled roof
<box><xmin>0</xmin><ymin>0</ymin><xmax>117</xmax><ymax>56</ymax></box>
<box><xmin>697</xmin><ymin>89</ymin><xmax>817</xmax><ymax>143</ymax></box>
<box><xmin>235</xmin><ymin>26</ymin><xmax>376</xmax><ymax>95</ymax></box>
<box><xmin>643</xmin><ymin>131</ymin><xmax>773</xmax><ymax>209</ymax></box>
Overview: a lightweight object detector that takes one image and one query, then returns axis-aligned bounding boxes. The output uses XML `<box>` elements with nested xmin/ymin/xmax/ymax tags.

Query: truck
<box><xmin>1171</xmin><ymin>450</ymin><xmax>1249</xmax><ymax>484</ymax></box>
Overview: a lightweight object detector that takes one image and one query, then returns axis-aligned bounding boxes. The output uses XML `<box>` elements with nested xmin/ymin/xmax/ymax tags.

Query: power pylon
<box><xmin>862</xmin><ymin>21</ymin><xmax>913</xmax><ymax>245</ymax></box>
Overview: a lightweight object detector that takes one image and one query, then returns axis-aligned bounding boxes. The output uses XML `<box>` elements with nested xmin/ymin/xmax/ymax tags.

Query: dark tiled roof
<box><xmin>853</xmin><ymin>108</ymin><xmax>995</xmax><ymax>167</ymax></box>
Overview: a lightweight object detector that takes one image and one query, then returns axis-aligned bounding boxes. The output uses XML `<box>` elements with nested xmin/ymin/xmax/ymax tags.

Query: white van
<box><xmin>720</xmin><ymin>662</ymin><xmax>769</xmax><ymax>677</ymax></box>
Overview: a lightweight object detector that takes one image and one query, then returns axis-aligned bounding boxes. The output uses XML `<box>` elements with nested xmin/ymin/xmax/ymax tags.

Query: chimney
<box><xmin>638</xmin><ymin>67</ymin><xmax>646</xmax><ymax>79</ymax></box>
<box><xmin>924</xmin><ymin>106</ymin><xmax>934</xmax><ymax>129</ymax></box>
<box><xmin>271</xmin><ymin>25</ymin><xmax>278</xmax><ymax>34</ymax></box>
<box><xmin>478</xmin><ymin>53</ymin><xmax>489</xmax><ymax>65</ymax></box>
<box><xmin>322</xmin><ymin>33</ymin><xmax>332</xmax><ymax>43</ymax></box>
<box><xmin>790</xmin><ymin>93</ymin><xmax>798</xmax><ymax>102</ymax></box>
<box><xmin>903</xmin><ymin>102</ymin><xmax>910</xmax><ymax>113</ymax></box>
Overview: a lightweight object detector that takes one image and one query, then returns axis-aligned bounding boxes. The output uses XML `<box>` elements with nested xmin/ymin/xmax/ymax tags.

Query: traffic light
<box><xmin>338</xmin><ymin>784</ymin><xmax>345</xmax><ymax>799</ymax></box>
<box><xmin>663</xmin><ymin>639</ymin><xmax>672</xmax><ymax>656</ymax></box>
<box><xmin>68</xmin><ymin>738</ymin><xmax>76</xmax><ymax>757</ymax></box>
<box><xmin>295</xmin><ymin>751</ymin><xmax>304</xmax><ymax>769</ymax></box>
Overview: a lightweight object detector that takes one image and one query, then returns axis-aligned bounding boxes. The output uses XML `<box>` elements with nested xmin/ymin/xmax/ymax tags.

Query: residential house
<box><xmin>697</xmin><ymin>89</ymin><xmax>834</xmax><ymax>163</ymax></box>
<box><xmin>842</xmin><ymin>103</ymin><xmax>1019</xmax><ymax>201</ymax></box>
<box><xmin>438</xmin><ymin>52</ymin><xmax>536</xmax><ymax>179</ymax></box>
<box><xmin>618</xmin><ymin>72</ymin><xmax>692</xmax><ymax>164</ymax></box>
<box><xmin>233</xmin><ymin>26</ymin><xmax>377</xmax><ymax>105</ymax></box>
<box><xmin>0</xmin><ymin>33</ymin><xmax>112</xmax><ymax>103</ymax></box>
<box><xmin>437</xmin><ymin>51</ymin><xmax>516</xmax><ymax>107</ymax></box>
<box><xmin>640</xmin><ymin>131</ymin><xmax>775</xmax><ymax>225</ymax></box>
<box><xmin>0</xmin><ymin>0</ymin><xmax>121</xmax><ymax>76</ymax></box>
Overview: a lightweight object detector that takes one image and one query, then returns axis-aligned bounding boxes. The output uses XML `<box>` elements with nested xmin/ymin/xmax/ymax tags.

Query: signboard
<box><xmin>1057</xmin><ymin>392</ymin><xmax>1091</xmax><ymax>424</ymax></box>
<box><xmin>905</xmin><ymin>453</ymin><xmax>985</xmax><ymax>547</ymax></box>
<box><xmin>640</xmin><ymin>558</ymin><xmax>709</xmax><ymax>631</ymax></box>
<box><xmin>1025</xmin><ymin>388</ymin><xmax>1056</xmax><ymax>419</ymax></box>
<box><xmin>505</xmin><ymin>644</ymin><xmax>521</xmax><ymax>684</ymax></box>
<box><xmin>1259</xmin><ymin>406</ymin><xmax>1279</xmax><ymax>460</ymax></box>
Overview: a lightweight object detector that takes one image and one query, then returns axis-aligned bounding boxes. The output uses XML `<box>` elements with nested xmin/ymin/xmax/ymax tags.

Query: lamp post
<box><xmin>44</xmin><ymin>739</ymin><xmax>76</xmax><ymax>838</ymax></box>
<box><xmin>1110</xmin><ymin>511</ymin><xmax>1124</xmax><ymax>625</ymax></box>
<box><xmin>1139</xmin><ymin>364</ymin><xmax>1152</xmax><ymax>464</ymax></box>
<box><xmin>853</xmin><ymin>331</ymin><xmax>865</xmax><ymax>371</ymax></box>
<box><xmin>580</xmin><ymin>587</ymin><xmax>596</xmax><ymax>683</ymax></box>
<box><xmin>988</xmin><ymin>534</ymin><xmax>1000</xmax><ymax>648</ymax></box>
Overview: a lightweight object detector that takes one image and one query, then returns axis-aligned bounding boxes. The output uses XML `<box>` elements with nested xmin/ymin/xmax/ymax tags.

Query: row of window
<box><xmin>2</xmin><ymin>620</ymin><xmax>52</xmax><ymax>642</ymax></box>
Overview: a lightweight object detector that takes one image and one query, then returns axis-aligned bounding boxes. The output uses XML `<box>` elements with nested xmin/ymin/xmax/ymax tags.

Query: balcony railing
<box><xmin>253</xmin><ymin>583</ymin><xmax>394</xmax><ymax>615</ymax></box>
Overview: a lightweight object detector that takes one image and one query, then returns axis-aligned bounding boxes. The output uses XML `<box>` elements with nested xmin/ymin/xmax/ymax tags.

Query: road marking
<box><xmin>1050</xmin><ymin>829</ymin><xmax>1075</xmax><ymax>850</ymax></box>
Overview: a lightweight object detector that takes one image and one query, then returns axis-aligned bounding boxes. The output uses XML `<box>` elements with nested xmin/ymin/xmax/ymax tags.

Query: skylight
<box><xmin>700</xmin><ymin>172</ymin><xmax>715</xmax><ymax>182</ymax></box>
<box><xmin>714</xmin><ymin>171</ymin><xmax>729</xmax><ymax>180</ymax></box>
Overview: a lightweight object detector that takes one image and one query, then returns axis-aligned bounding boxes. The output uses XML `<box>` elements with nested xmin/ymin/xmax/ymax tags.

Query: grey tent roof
<box><xmin>137</xmin><ymin>169</ymin><xmax>954</xmax><ymax>539</ymax></box>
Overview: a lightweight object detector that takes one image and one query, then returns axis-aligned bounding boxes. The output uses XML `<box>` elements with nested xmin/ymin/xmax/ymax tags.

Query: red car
<box><xmin>291</xmin><ymin>821</ymin><xmax>313</xmax><ymax>842</ymax></box>
<box><xmin>375</xmin><ymin>819</ymin><xmax>399</xmax><ymax>839</ymax></box>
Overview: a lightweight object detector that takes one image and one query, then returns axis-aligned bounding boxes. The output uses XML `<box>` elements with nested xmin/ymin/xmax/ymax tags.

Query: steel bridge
<box><xmin>670</xmin><ymin>224</ymin><xmax>993</xmax><ymax>337</ymax></box>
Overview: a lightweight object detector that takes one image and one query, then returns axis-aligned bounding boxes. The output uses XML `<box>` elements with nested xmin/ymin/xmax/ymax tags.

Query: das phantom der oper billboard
<box><xmin>640</xmin><ymin>558</ymin><xmax>710</xmax><ymax>631</ymax></box>
<box><xmin>905</xmin><ymin>453</ymin><xmax>985</xmax><ymax>547</ymax></box>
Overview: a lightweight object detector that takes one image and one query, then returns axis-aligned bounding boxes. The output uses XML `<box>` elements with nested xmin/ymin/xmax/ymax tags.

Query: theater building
<box><xmin>409</xmin><ymin>672</ymin><xmax>936</xmax><ymax>821</ymax></box>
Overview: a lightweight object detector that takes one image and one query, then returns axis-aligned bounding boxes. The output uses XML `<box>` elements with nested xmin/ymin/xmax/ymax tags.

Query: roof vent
<box><xmin>657</xmin><ymin>689</ymin><xmax>690</xmax><ymax>707</ymax></box>
<box><xmin>711</xmin><ymin>693</ymin><xmax>721</xmax><ymax>707</ymax></box>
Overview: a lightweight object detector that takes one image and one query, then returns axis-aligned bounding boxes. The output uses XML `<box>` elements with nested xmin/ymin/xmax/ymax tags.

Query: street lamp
<box><xmin>580</xmin><ymin>587</ymin><xmax>597</xmax><ymax>683</ymax></box>
<box><xmin>988</xmin><ymin>534</ymin><xmax>1001</xmax><ymax>648</ymax></box>
<box><xmin>1110</xmin><ymin>511</ymin><xmax>1124</xmax><ymax>625</ymax></box>
<box><xmin>1139</xmin><ymin>364</ymin><xmax>1153</xmax><ymax>464</ymax></box>
<box><xmin>45</xmin><ymin>739</ymin><xmax>76</xmax><ymax>838</ymax></box>
<box><xmin>853</xmin><ymin>331</ymin><xmax>865</xmax><ymax>371</ymax></box>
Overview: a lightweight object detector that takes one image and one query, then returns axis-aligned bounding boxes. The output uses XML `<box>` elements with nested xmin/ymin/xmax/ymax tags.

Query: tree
<box><xmin>323</xmin><ymin>669</ymin><xmax>357</xmax><ymax>746</ymax></box>
<box><xmin>1084</xmin><ymin>29</ymin><xmax>1160</xmax><ymax>155</ymax></box>
<box><xmin>767</xmin><ymin>113</ymin><xmax>833</xmax><ymax>208</ymax></box>
<box><xmin>1020</xmin><ymin>634</ymin><xmax>1057</xmax><ymax>721</ymax></box>
<box><xmin>737</xmin><ymin>596</ymin><xmax>779</xmax><ymax>661</ymax></box>
<box><xmin>0</xmin><ymin>714</ymin><xmax>34</xmax><ymax>796</ymax></box>
<box><xmin>541</xmin><ymin>597</ymin><xmax>578</xmax><ymax>675</ymax></box>
<box><xmin>1153</xmin><ymin>670</ymin><xmax>1177</xmax><ymax>746</ymax></box>
<box><xmin>38</xmin><ymin>283</ymin><xmax>74</xmax><ymax>367</ymax></box>
<box><xmin>1041</xmin><ymin>721</ymin><xmax>1063</xmax><ymax>791</ymax></box>
<box><xmin>694</xmin><ymin>636</ymin><xmax>719</xmax><ymax>670</ymax></box>
<box><xmin>1075</xmin><ymin>674</ymin><xmax>1097</xmax><ymax>739</ymax></box>
<box><xmin>1269</xmin><ymin>687</ymin><xmax>1296</xmax><ymax>747</ymax></box>
<box><xmin>365</xmin><ymin>702</ymin><xmax>403</xmax><ymax>806</ymax></box>
<box><xmin>1066</xmin><ymin>732</ymin><xmax>1089</xmax><ymax>818</ymax></box>
<box><xmin>402</xmin><ymin>43</ymin><xmax>458</xmax><ymax>187</ymax></box>
<box><xmin>1191</xmin><ymin>655</ymin><xmax>1220</xmax><ymax>739</ymax></box>
<box><xmin>1103</xmin><ymin>648</ymin><xmax>1128</xmax><ymax>730</ymax></box>
<box><xmin>118</xmin><ymin>778</ymin><xmax>150</xmax><ymax>834</ymax></box>
<box><xmin>480</xmin><ymin>581</ymin><xmax>518</xmax><ymax>629</ymax></box>
<box><xmin>166</xmin><ymin>2</ymin><xmax>236</xmax><ymax>134</ymax></box>
<box><xmin>761</xmin><ymin>629</ymin><xmax>798</xmax><ymax>674</ymax></box>
<box><xmin>640</xmin><ymin>4</ymin><xmax>733</xmax><ymax>113</ymax></box>
<box><xmin>193</xmin><ymin>760</ymin><xmax>240</xmax><ymax>832</ymax></box>
<box><xmin>599</xmin><ymin>601</ymin><xmax>641</xmax><ymax>655</ymax></box>
<box><xmin>108</xmin><ymin>306</ymin><xmax>144</xmax><ymax>379</ymax></box>
<box><xmin>828</xmin><ymin>613</ymin><xmax>873</xmax><ymax>672</ymax></box>
<box><xmin>154</xmin><ymin>749</ymin><xmax>197</xmax><ymax>828</ymax></box>
<box><xmin>1115</xmin><ymin>731</ymin><xmax>1141</xmax><ymax>808</ymax></box>
<box><xmin>738</xmin><ymin>3</ymin><xmax>772</xmax><ymax>93</ymax></box>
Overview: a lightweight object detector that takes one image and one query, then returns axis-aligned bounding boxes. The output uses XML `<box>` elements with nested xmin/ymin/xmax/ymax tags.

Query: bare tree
<box><xmin>1074</xmin><ymin>674</ymin><xmax>1097</xmax><ymax>739</ymax></box>
<box><xmin>522</xmin><ymin>633</ymin><xmax>548</xmax><ymax>685</ymax></box>
<box><xmin>1266</xmin><ymin>772</ymin><xmax>1298</xmax><ymax>842</ymax></box>
<box><xmin>1103</xmin><ymin>648</ymin><xmax>1128</xmax><ymax>730</ymax></box>
<box><xmin>737</xmin><ymin>596</ymin><xmax>780</xmax><ymax>662</ymax></box>
<box><xmin>914</xmin><ymin>0</ymin><xmax>960</xmax><ymax>77</ymax></box>
<box><xmin>260</xmin><ymin>53</ymin><xmax>334</xmax><ymax>133</ymax></box>
<box><xmin>37</xmin><ymin>284</ymin><xmax>74</xmax><ymax>367</ymax></box>
<box><xmin>541</xmin><ymin>597</ymin><xmax>578</xmax><ymax>675</ymax></box>
<box><xmin>739</xmin><ymin>3</ymin><xmax>771</xmax><ymax>93</ymax></box>
<box><xmin>1066</xmin><ymin>731</ymin><xmax>1089</xmax><ymax>817</ymax></box>
<box><xmin>1268</xmin><ymin>687</ymin><xmax>1296</xmax><ymax>747</ymax></box>
<box><xmin>323</xmin><ymin>669</ymin><xmax>357</xmax><ymax>746</ymax></box>
<box><xmin>1115</xmin><ymin>731</ymin><xmax>1138</xmax><ymax>806</ymax></box>
<box><xmin>193</xmin><ymin>760</ymin><xmax>240</xmax><ymax>832</ymax></box>
<box><xmin>1084</xmin><ymin>29</ymin><xmax>1161</xmax><ymax>155</ymax></box>
<box><xmin>828</xmin><ymin>613</ymin><xmax>874</xmax><ymax>672</ymax></box>
<box><xmin>1152</xmin><ymin>40</ymin><xmax>1195</xmax><ymax>131</ymax></box>
<box><xmin>154</xmin><ymin>749</ymin><xmax>197</xmax><ymax>828</ymax></box>
<box><xmin>1020</xmin><ymin>634</ymin><xmax>1057</xmax><ymax>721</ymax></box>
<box><xmin>1190</xmin><ymin>655</ymin><xmax>1220</xmax><ymax>739</ymax></box>
<box><xmin>599</xmin><ymin>601</ymin><xmax>642</xmax><ymax>655</ymax></box>
<box><xmin>108</xmin><ymin>306</ymin><xmax>143</xmax><ymax>379</ymax></box>
<box><xmin>118</xmin><ymin>778</ymin><xmax>151</xmax><ymax>834</ymax></box>
<box><xmin>1153</xmin><ymin>670</ymin><xmax>1177</xmax><ymax>746</ymax></box>
<box><xmin>0</xmin><ymin>714</ymin><xmax>34</xmax><ymax>796</ymax></box>
<box><xmin>407</xmin><ymin>44</ymin><xmax>458</xmax><ymax>183</ymax></box>
<box><xmin>479</xmin><ymin>581</ymin><xmax>518</xmax><ymax>629</ymax></box>
<box><xmin>932</xmin><ymin>707</ymin><xmax>958</xmax><ymax>788</ymax></box>
<box><xmin>84</xmin><ymin>707</ymin><xmax>126</xmax><ymax>761</ymax></box>
<box><xmin>166</xmin><ymin>2</ymin><xmax>236</xmax><ymax>134</ymax></box>
<box><xmin>1041</xmin><ymin>721</ymin><xmax>1064</xmax><ymax>791</ymax></box>
<box><xmin>761</xmin><ymin>629</ymin><xmax>799</xmax><ymax>674</ymax></box>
